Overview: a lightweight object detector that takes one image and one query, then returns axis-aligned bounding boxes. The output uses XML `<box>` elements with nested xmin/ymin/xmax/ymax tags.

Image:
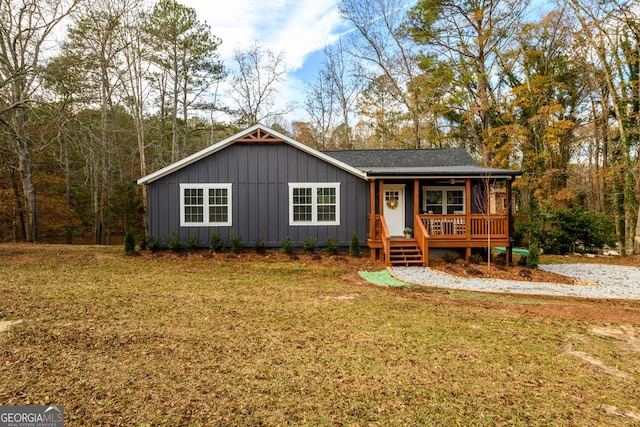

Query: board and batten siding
<box><xmin>147</xmin><ymin>142</ymin><xmax>369</xmax><ymax>249</ymax></box>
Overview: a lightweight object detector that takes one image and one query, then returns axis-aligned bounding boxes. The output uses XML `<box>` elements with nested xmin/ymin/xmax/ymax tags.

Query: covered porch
<box><xmin>367</xmin><ymin>177</ymin><xmax>515</xmax><ymax>266</ymax></box>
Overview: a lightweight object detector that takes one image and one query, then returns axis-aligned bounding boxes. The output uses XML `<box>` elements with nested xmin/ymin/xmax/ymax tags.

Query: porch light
<box><xmin>449</xmin><ymin>178</ymin><xmax>456</xmax><ymax>185</ymax></box>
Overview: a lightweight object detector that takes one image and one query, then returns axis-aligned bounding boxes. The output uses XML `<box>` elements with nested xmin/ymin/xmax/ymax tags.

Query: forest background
<box><xmin>1</xmin><ymin>0</ymin><xmax>638</xmax><ymax>254</ymax></box>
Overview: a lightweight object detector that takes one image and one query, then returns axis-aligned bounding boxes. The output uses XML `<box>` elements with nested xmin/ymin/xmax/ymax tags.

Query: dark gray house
<box><xmin>137</xmin><ymin>124</ymin><xmax>521</xmax><ymax>266</ymax></box>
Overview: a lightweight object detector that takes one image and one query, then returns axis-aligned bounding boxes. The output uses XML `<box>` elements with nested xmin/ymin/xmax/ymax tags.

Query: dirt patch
<box><xmin>562</xmin><ymin>337</ymin><xmax>631</xmax><ymax>380</ymax></box>
<box><xmin>0</xmin><ymin>320</ymin><xmax>22</xmax><ymax>334</ymax></box>
<box><xmin>589</xmin><ymin>325</ymin><xmax>640</xmax><ymax>354</ymax></box>
<box><xmin>601</xmin><ymin>405</ymin><xmax>640</xmax><ymax>422</ymax></box>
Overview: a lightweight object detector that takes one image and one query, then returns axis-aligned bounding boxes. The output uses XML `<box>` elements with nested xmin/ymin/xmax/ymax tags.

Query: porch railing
<box><xmin>414</xmin><ymin>214</ymin><xmax>429</xmax><ymax>266</ymax></box>
<box><xmin>379</xmin><ymin>215</ymin><xmax>391</xmax><ymax>264</ymax></box>
<box><xmin>418</xmin><ymin>214</ymin><xmax>509</xmax><ymax>240</ymax></box>
<box><xmin>370</xmin><ymin>213</ymin><xmax>509</xmax><ymax>242</ymax></box>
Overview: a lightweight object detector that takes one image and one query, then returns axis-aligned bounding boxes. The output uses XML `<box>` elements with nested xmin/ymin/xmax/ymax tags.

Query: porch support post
<box><xmin>413</xmin><ymin>179</ymin><xmax>419</xmax><ymax>224</ymax></box>
<box><xmin>465</xmin><ymin>178</ymin><xmax>472</xmax><ymax>260</ymax></box>
<box><xmin>506</xmin><ymin>178</ymin><xmax>513</xmax><ymax>266</ymax></box>
<box><xmin>379</xmin><ymin>180</ymin><xmax>386</xmax><ymax>265</ymax></box>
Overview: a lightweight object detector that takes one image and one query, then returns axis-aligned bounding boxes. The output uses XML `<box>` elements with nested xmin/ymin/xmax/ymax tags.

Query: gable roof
<box><xmin>136</xmin><ymin>124</ymin><xmax>367</xmax><ymax>184</ymax></box>
<box><xmin>324</xmin><ymin>148</ymin><xmax>522</xmax><ymax>178</ymax></box>
<box><xmin>137</xmin><ymin>124</ymin><xmax>522</xmax><ymax>184</ymax></box>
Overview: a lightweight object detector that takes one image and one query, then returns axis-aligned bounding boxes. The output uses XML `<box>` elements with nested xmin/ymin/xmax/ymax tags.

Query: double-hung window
<box><xmin>180</xmin><ymin>184</ymin><xmax>232</xmax><ymax>226</ymax></box>
<box><xmin>423</xmin><ymin>187</ymin><xmax>465</xmax><ymax>214</ymax></box>
<box><xmin>289</xmin><ymin>183</ymin><xmax>340</xmax><ymax>225</ymax></box>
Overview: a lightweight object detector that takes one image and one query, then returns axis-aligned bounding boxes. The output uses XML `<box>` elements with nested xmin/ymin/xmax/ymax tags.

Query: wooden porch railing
<box><xmin>414</xmin><ymin>214</ymin><xmax>429</xmax><ymax>266</ymax></box>
<box><xmin>418</xmin><ymin>214</ymin><xmax>509</xmax><ymax>240</ymax></box>
<box><xmin>379</xmin><ymin>215</ymin><xmax>391</xmax><ymax>265</ymax></box>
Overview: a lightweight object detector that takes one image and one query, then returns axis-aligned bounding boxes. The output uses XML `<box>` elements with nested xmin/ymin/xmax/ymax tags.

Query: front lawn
<box><xmin>1</xmin><ymin>245</ymin><xmax>639</xmax><ymax>426</ymax></box>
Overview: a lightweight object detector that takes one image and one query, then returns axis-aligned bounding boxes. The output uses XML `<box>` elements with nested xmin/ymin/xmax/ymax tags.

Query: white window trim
<box><xmin>179</xmin><ymin>183</ymin><xmax>232</xmax><ymax>226</ymax></box>
<box><xmin>288</xmin><ymin>183</ymin><xmax>340</xmax><ymax>226</ymax></box>
<box><xmin>423</xmin><ymin>186</ymin><xmax>466</xmax><ymax>214</ymax></box>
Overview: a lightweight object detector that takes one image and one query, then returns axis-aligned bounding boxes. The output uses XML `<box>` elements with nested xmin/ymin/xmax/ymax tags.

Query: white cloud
<box><xmin>179</xmin><ymin>0</ymin><xmax>345</xmax><ymax>123</ymax></box>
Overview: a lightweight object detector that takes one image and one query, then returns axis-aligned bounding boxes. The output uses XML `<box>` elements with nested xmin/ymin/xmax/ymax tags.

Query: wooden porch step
<box><xmin>389</xmin><ymin>239</ymin><xmax>424</xmax><ymax>266</ymax></box>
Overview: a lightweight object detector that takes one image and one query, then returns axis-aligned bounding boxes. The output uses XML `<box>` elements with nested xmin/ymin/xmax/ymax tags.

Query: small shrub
<box><xmin>147</xmin><ymin>235</ymin><xmax>161</xmax><ymax>253</ymax></box>
<box><xmin>518</xmin><ymin>255</ymin><xmax>527</xmax><ymax>266</ymax></box>
<box><xmin>469</xmin><ymin>253</ymin><xmax>483</xmax><ymax>264</ymax></box>
<box><xmin>254</xmin><ymin>238</ymin><xmax>267</xmax><ymax>254</ymax></box>
<box><xmin>442</xmin><ymin>251</ymin><xmax>459</xmax><ymax>264</ymax></box>
<box><xmin>187</xmin><ymin>233</ymin><xmax>200</xmax><ymax>252</ymax></box>
<box><xmin>209</xmin><ymin>232</ymin><xmax>223</xmax><ymax>252</ymax></box>
<box><xmin>349</xmin><ymin>232</ymin><xmax>361</xmax><ymax>257</ymax></box>
<box><xmin>324</xmin><ymin>237</ymin><xmax>339</xmax><ymax>255</ymax></box>
<box><xmin>280</xmin><ymin>236</ymin><xmax>294</xmax><ymax>254</ymax></box>
<box><xmin>230</xmin><ymin>234</ymin><xmax>243</xmax><ymax>254</ymax></box>
<box><xmin>168</xmin><ymin>230</ymin><xmax>184</xmax><ymax>252</ymax></box>
<box><xmin>124</xmin><ymin>229</ymin><xmax>136</xmax><ymax>253</ymax></box>
<box><xmin>302</xmin><ymin>236</ymin><xmax>316</xmax><ymax>254</ymax></box>
<box><xmin>526</xmin><ymin>242</ymin><xmax>540</xmax><ymax>269</ymax></box>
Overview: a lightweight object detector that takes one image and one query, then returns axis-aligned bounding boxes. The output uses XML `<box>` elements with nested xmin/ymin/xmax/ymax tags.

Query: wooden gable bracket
<box><xmin>235</xmin><ymin>128</ymin><xmax>285</xmax><ymax>143</ymax></box>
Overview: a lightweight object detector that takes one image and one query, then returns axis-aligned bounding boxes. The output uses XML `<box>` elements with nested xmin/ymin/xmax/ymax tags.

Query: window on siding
<box><xmin>423</xmin><ymin>187</ymin><xmax>465</xmax><ymax>214</ymax></box>
<box><xmin>289</xmin><ymin>183</ymin><xmax>340</xmax><ymax>225</ymax></box>
<box><xmin>180</xmin><ymin>184</ymin><xmax>232</xmax><ymax>226</ymax></box>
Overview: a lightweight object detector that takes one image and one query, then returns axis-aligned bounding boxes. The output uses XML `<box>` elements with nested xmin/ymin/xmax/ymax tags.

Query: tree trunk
<box><xmin>9</xmin><ymin>168</ymin><xmax>26</xmax><ymax>241</ymax></box>
<box><xmin>12</xmin><ymin>111</ymin><xmax>41</xmax><ymax>242</ymax></box>
<box><xmin>64</xmin><ymin>139</ymin><xmax>73</xmax><ymax>244</ymax></box>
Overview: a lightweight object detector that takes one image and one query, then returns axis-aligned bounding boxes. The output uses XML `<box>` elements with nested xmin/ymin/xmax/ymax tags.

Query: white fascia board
<box><xmin>137</xmin><ymin>124</ymin><xmax>367</xmax><ymax>184</ymax></box>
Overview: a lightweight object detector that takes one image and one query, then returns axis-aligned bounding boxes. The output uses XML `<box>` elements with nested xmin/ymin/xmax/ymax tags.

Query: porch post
<box><xmin>413</xmin><ymin>179</ymin><xmax>419</xmax><ymax>224</ymax></box>
<box><xmin>506</xmin><ymin>178</ymin><xmax>513</xmax><ymax>266</ymax></box>
<box><xmin>465</xmin><ymin>178</ymin><xmax>472</xmax><ymax>260</ymax></box>
<box><xmin>369</xmin><ymin>180</ymin><xmax>376</xmax><ymax>230</ymax></box>
<box><xmin>379</xmin><ymin>180</ymin><xmax>385</xmax><ymax>215</ymax></box>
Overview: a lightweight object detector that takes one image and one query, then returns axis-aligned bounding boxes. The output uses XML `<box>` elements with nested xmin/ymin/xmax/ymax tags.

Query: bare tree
<box><xmin>121</xmin><ymin>0</ymin><xmax>152</xmax><ymax>238</ymax></box>
<box><xmin>339</xmin><ymin>0</ymin><xmax>424</xmax><ymax>148</ymax></box>
<box><xmin>322</xmin><ymin>39</ymin><xmax>364</xmax><ymax>149</ymax></box>
<box><xmin>0</xmin><ymin>0</ymin><xmax>80</xmax><ymax>242</ymax></box>
<box><xmin>62</xmin><ymin>0</ymin><xmax>131</xmax><ymax>244</ymax></box>
<box><xmin>228</xmin><ymin>41</ymin><xmax>292</xmax><ymax>126</ymax></box>
<box><xmin>304</xmin><ymin>67</ymin><xmax>337</xmax><ymax>149</ymax></box>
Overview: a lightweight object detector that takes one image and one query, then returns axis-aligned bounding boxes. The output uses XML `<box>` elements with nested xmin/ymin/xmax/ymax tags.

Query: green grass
<box><xmin>0</xmin><ymin>245</ymin><xmax>639</xmax><ymax>426</ymax></box>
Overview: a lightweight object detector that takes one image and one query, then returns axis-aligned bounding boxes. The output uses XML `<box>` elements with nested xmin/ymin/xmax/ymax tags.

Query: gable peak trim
<box><xmin>234</xmin><ymin>128</ymin><xmax>284</xmax><ymax>143</ymax></box>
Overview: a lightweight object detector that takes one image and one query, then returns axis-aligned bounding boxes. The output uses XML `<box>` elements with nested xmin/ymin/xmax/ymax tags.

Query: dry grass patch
<box><xmin>1</xmin><ymin>244</ymin><xmax>639</xmax><ymax>426</ymax></box>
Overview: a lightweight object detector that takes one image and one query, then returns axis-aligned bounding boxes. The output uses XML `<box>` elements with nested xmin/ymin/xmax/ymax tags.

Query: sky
<box><xmin>179</xmin><ymin>0</ymin><xmax>553</xmax><ymax>125</ymax></box>
<box><xmin>180</xmin><ymin>0</ymin><xmax>350</xmax><ymax>124</ymax></box>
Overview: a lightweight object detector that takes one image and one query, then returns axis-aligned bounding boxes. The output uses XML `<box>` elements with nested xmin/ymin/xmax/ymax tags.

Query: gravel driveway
<box><xmin>391</xmin><ymin>263</ymin><xmax>640</xmax><ymax>300</ymax></box>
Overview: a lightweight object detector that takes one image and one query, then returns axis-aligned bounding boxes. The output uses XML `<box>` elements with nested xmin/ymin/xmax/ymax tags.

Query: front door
<box><xmin>383</xmin><ymin>184</ymin><xmax>405</xmax><ymax>236</ymax></box>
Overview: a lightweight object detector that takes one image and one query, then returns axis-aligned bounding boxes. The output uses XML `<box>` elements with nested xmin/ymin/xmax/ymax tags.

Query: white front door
<box><xmin>383</xmin><ymin>184</ymin><xmax>405</xmax><ymax>236</ymax></box>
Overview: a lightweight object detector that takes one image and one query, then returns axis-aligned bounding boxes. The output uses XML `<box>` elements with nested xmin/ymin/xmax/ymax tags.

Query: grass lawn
<box><xmin>1</xmin><ymin>244</ymin><xmax>639</xmax><ymax>426</ymax></box>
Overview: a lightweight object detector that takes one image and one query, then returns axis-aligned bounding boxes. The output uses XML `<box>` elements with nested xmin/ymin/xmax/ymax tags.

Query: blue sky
<box><xmin>180</xmin><ymin>0</ymin><xmax>555</xmax><ymax>124</ymax></box>
<box><xmin>180</xmin><ymin>0</ymin><xmax>349</xmax><ymax>123</ymax></box>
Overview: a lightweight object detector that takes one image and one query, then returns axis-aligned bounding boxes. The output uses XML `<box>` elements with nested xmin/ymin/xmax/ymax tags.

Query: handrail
<box><xmin>418</xmin><ymin>213</ymin><xmax>509</xmax><ymax>240</ymax></box>
<box><xmin>414</xmin><ymin>214</ymin><xmax>429</xmax><ymax>266</ymax></box>
<box><xmin>379</xmin><ymin>215</ymin><xmax>391</xmax><ymax>266</ymax></box>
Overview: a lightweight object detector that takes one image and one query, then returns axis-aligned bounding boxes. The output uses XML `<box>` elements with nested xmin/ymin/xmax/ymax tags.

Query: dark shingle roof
<box><xmin>323</xmin><ymin>148</ymin><xmax>521</xmax><ymax>177</ymax></box>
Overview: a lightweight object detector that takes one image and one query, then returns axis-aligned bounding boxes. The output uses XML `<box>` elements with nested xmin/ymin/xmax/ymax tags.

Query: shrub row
<box><xmin>127</xmin><ymin>231</ymin><xmax>362</xmax><ymax>257</ymax></box>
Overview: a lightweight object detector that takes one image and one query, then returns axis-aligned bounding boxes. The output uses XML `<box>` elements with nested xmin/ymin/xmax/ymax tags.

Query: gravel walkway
<box><xmin>391</xmin><ymin>263</ymin><xmax>640</xmax><ymax>300</ymax></box>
